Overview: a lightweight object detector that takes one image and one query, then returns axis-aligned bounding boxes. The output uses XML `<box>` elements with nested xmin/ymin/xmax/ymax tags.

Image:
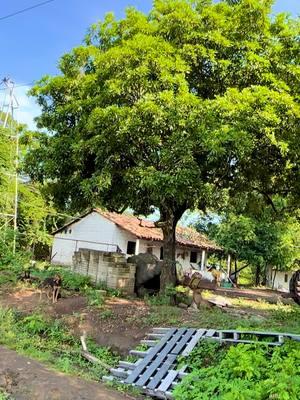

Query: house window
<box><xmin>160</xmin><ymin>247</ymin><xmax>164</xmax><ymax>260</ymax></box>
<box><xmin>69</xmin><ymin>229</ymin><xmax>72</xmax><ymax>234</ymax></box>
<box><xmin>127</xmin><ymin>241</ymin><xmax>136</xmax><ymax>255</ymax></box>
<box><xmin>147</xmin><ymin>246</ymin><xmax>153</xmax><ymax>255</ymax></box>
<box><xmin>284</xmin><ymin>274</ymin><xmax>288</xmax><ymax>283</ymax></box>
<box><xmin>190</xmin><ymin>251</ymin><xmax>197</xmax><ymax>263</ymax></box>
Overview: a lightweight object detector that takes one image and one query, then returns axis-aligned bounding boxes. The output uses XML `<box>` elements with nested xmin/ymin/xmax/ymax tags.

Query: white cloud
<box><xmin>14</xmin><ymin>85</ymin><xmax>41</xmax><ymax>130</ymax></box>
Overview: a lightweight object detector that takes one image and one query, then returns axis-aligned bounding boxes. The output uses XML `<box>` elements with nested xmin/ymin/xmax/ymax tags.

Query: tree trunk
<box><xmin>159</xmin><ymin>207</ymin><xmax>185</xmax><ymax>294</ymax></box>
<box><xmin>255</xmin><ymin>265</ymin><xmax>261</xmax><ymax>286</ymax></box>
<box><xmin>272</xmin><ymin>268</ymin><xmax>277</xmax><ymax>290</ymax></box>
<box><xmin>232</xmin><ymin>258</ymin><xmax>238</xmax><ymax>284</ymax></box>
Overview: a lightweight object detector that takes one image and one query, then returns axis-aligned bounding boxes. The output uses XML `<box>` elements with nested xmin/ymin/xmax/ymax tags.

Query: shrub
<box><xmin>174</xmin><ymin>341</ymin><xmax>300</xmax><ymax>400</ymax></box>
<box><xmin>21</xmin><ymin>314</ymin><xmax>49</xmax><ymax>335</ymax></box>
<box><xmin>177</xmin><ymin>341</ymin><xmax>227</xmax><ymax>370</ymax></box>
<box><xmin>85</xmin><ymin>287</ymin><xmax>105</xmax><ymax>307</ymax></box>
<box><xmin>0</xmin><ymin>391</ymin><xmax>10</xmax><ymax>400</ymax></box>
<box><xmin>31</xmin><ymin>266</ymin><xmax>92</xmax><ymax>291</ymax></box>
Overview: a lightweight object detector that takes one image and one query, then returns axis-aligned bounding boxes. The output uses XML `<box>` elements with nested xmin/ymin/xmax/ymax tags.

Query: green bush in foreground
<box><xmin>174</xmin><ymin>341</ymin><xmax>300</xmax><ymax>400</ymax></box>
<box><xmin>30</xmin><ymin>266</ymin><xmax>92</xmax><ymax>291</ymax></box>
<box><xmin>0</xmin><ymin>391</ymin><xmax>11</xmax><ymax>400</ymax></box>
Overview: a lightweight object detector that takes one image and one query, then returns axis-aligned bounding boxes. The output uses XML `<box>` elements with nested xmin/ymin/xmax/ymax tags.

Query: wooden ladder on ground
<box><xmin>104</xmin><ymin>328</ymin><xmax>300</xmax><ymax>399</ymax></box>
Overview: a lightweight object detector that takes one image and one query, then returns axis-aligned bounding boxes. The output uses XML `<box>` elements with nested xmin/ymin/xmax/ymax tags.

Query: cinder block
<box><xmin>73</xmin><ymin>249</ymin><xmax>137</xmax><ymax>294</ymax></box>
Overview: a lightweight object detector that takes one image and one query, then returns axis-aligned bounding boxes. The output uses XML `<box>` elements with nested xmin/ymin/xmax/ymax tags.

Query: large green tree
<box><xmin>209</xmin><ymin>210</ymin><xmax>300</xmax><ymax>285</ymax></box>
<box><xmin>26</xmin><ymin>0</ymin><xmax>300</xmax><ymax>289</ymax></box>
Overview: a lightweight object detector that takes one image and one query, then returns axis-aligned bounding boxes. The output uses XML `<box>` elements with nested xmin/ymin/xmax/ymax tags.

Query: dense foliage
<box><xmin>174</xmin><ymin>341</ymin><xmax>300</xmax><ymax>400</ymax></box>
<box><xmin>195</xmin><ymin>197</ymin><xmax>300</xmax><ymax>284</ymax></box>
<box><xmin>0</xmin><ymin>122</ymin><xmax>62</xmax><ymax>259</ymax></box>
<box><xmin>25</xmin><ymin>0</ymin><xmax>300</xmax><ymax>287</ymax></box>
<box><xmin>214</xmin><ymin>213</ymin><xmax>300</xmax><ymax>282</ymax></box>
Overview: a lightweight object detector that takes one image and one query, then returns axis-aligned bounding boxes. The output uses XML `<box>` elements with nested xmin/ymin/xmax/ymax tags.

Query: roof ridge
<box><xmin>53</xmin><ymin>208</ymin><xmax>222</xmax><ymax>251</ymax></box>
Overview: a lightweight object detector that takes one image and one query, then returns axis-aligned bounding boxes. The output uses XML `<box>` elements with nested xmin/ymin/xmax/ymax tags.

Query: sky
<box><xmin>0</xmin><ymin>0</ymin><xmax>299</xmax><ymax>129</ymax></box>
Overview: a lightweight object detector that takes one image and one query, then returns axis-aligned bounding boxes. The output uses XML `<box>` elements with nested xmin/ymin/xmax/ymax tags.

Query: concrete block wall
<box><xmin>72</xmin><ymin>248</ymin><xmax>136</xmax><ymax>294</ymax></box>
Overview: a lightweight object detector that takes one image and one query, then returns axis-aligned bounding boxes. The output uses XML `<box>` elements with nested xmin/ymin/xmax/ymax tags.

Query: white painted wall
<box><xmin>51</xmin><ymin>212</ymin><xmax>136</xmax><ymax>265</ymax></box>
<box><xmin>138</xmin><ymin>240</ymin><xmax>202</xmax><ymax>271</ymax></box>
<box><xmin>52</xmin><ymin>212</ymin><xmax>207</xmax><ymax>268</ymax></box>
<box><xmin>268</xmin><ymin>270</ymin><xmax>294</xmax><ymax>292</ymax></box>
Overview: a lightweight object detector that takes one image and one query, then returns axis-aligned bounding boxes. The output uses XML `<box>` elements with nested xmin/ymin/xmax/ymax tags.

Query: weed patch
<box><xmin>138</xmin><ymin>305</ymin><xmax>182</xmax><ymax>327</ymax></box>
<box><xmin>0</xmin><ymin>391</ymin><xmax>12</xmax><ymax>400</ymax></box>
<box><xmin>0</xmin><ymin>307</ymin><xmax>119</xmax><ymax>381</ymax></box>
<box><xmin>84</xmin><ymin>288</ymin><xmax>105</xmax><ymax>307</ymax></box>
<box><xmin>31</xmin><ymin>267</ymin><xmax>92</xmax><ymax>291</ymax></box>
<box><xmin>185</xmin><ymin>303</ymin><xmax>300</xmax><ymax>333</ymax></box>
<box><xmin>100</xmin><ymin>309</ymin><xmax>114</xmax><ymax>320</ymax></box>
<box><xmin>174</xmin><ymin>340</ymin><xmax>300</xmax><ymax>400</ymax></box>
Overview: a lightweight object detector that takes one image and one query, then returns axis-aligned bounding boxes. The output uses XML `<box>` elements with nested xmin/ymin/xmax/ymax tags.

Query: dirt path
<box><xmin>0</xmin><ymin>346</ymin><xmax>134</xmax><ymax>400</ymax></box>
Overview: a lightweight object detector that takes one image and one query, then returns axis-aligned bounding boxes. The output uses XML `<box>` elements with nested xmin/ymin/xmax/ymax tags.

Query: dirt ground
<box><xmin>0</xmin><ymin>285</ymin><xmax>292</xmax><ymax>355</ymax></box>
<box><xmin>0</xmin><ymin>288</ymin><xmax>150</xmax><ymax>354</ymax></box>
<box><xmin>0</xmin><ymin>346</ymin><xmax>133</xmax><ymax>400</ymax></box>
<box><xmin>70</xmin><ymin>297</ymin><xmax>150</xmax><ymax>354</ymax></box>
<box><xmin>0</xmin><ymin>284</ymin><xmax>297</xmax><ymax>399</ymax></box>
<box><xmin>215</xmin><ymin>286</ymin><xmax>290</xmax><ymax>303</ymax></box>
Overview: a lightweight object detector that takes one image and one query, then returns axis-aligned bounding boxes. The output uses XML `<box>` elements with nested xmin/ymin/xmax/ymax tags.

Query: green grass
<box><xmin>0</xmin><ymin>263</ymin><xmax>93</xmax><ymax>292</ymax></box>
<box><xmin>0</xmin><ymin>392</ymin><xmax>11</xmax><ymax>400</ymax></box>
<box><xmin>99</xmin><ymin>309</ymin><xmax>114</xmax><ymax>320</ymax></box>
<box><xmin>127</xmin><ymin>304</ymin><xmax>182</xmax><ymax>327</ymax></box>
<box><xmin>31</xmin><ymin>266</ymin><xmax>92</xmax><ymax>291</ymax></box>
<box><xmin>0</xmin><ymin>270</ymin><xmax>17</xmax><ymax>286</ymax></box>
<box><xmin>84</xmin><ymin>287</ymin><xmax>105</xmax><ymax>307</ymax></box>
<box><xmin>0</xmin><ymin>307</ymin><xmax>120</xmax><ymax>381</ymax></box>
<box><xmin>128</xmin><ymin>298</ymin><xmax>300</xmax><ymax>333</ymax></box>
<box><xmin>184</xmin><ymin>303</ymin><xmax>300</xmax><ymax>333</ymax></box>
<box><xmin>4</xmin><ymin>262</ymin><xmax>124</xmax><ymax>299</ymax></box>
<box><xmin>140</xmin><ymin>286</ymin><xmax>300</xmax><ymax>333</ymax></box>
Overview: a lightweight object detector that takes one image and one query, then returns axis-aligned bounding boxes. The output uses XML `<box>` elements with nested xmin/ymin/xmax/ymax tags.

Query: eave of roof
<box><xmin>98</xmin><ymin>210</ymin><xmax>221</xmax><ymax>251</ymax></box>
<box><xmin>53</xmin><ymin>209</ymin><xmax>222</xmax><ymax>252</ymax></box>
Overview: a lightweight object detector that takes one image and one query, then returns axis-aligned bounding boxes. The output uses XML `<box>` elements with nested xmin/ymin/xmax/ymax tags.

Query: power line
<box><xmin>0</xmin><ymin>0</ymin><xmax>56</xmax><ymax>22</ymax></box>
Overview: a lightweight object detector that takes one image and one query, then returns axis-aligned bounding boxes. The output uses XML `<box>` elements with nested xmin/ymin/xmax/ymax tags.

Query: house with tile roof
<box><xmin>51</xmin><ymin>209</ymin><xmax>222</xmax><ymax>270</ymax></box>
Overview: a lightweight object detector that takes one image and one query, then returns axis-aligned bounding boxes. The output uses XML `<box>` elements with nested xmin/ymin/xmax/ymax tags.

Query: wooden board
<box><xmin>106</xmin><ymin>328</ymin><xmax>300</xmax><ymax>399</ymax></box>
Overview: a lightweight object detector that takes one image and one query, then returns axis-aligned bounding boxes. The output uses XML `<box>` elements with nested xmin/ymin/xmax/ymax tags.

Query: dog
<box><xmin>39</xmin><ymin>274</ymin><xmax>62</xmax><ymax>303</ymax></box>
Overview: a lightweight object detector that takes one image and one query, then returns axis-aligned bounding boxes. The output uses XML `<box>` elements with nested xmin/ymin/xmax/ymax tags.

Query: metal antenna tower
<box><xmin>0</xmin><ymin>77</ymin><xmax>19</xmax><ymax>254</ymax></box>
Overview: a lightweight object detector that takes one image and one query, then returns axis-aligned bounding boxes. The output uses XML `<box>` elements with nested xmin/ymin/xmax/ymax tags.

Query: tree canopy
<box><xmin>210</xmin><ymin>210</ymin><xmax>300</xmax><ymax>282</ymax></box>
<box><xmin>25</xmin><ymin>0</ymin><xmax>300</xmax><ymax>288</ymax></box>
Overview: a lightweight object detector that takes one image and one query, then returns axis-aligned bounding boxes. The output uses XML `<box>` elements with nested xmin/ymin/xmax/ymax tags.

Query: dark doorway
<box><xmin>136</xmin><ymin>273</ymin><xmax>161</xmax><ymax>297</ymax></box>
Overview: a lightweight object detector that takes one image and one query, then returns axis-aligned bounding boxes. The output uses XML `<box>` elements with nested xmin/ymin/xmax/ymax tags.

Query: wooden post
<box><xmin>227</xmin><ymin>254</ymin><xmax>231</xmax><ymax>276</ymax></box>
<box><xmin>135</xmin><ymin>239</ymin><xmax>140</xmax><ymax>255</ymax></box>
<box><xmin>201</xmin><ymin>249</ymin><xmax>206</xmax><ymax>271</ymax></box>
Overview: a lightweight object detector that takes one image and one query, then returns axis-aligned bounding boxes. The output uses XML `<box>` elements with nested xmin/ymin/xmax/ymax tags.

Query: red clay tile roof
<box><xmin>53</xmin><ymin>209</ymin><xmax>222</xmax><ymax>252</ymax></box>
<box><xmin>98</xmin><ymin>210</ymin><xmax>221</xmax><ymax>252</ymax></box>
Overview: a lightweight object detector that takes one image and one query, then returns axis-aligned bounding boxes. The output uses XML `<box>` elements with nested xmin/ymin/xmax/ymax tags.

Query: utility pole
<box><xmin>0</xmin><ymin>77</ymin><xmax>19</xmax><ymax>254</ymax></box>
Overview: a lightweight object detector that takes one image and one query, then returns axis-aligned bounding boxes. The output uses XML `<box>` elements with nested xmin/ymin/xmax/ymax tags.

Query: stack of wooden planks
<box><xmin>104</xmin><ymin>328</ymin><xmax>300</xmax><ymax>399</ymax></box>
